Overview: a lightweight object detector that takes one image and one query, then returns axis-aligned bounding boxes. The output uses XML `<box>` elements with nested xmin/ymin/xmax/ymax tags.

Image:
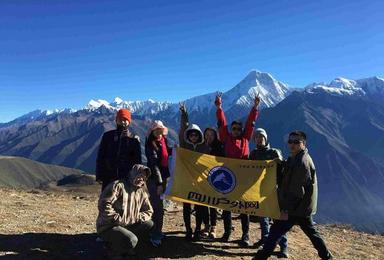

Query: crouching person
<box><xmin>96</xmin><ymin>164</ymin><xmax>154</xmax><ymax>258</ymax></box>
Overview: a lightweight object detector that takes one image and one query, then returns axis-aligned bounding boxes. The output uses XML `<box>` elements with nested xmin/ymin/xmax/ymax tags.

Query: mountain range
<box><xmin>0</xmin><ymin>70</ymin><xmax>383</xmax><ymax>233</ymax></box>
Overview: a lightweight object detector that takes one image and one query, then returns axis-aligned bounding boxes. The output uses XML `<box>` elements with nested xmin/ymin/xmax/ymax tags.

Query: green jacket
<box><xmin>279</xmin><ymin>148</ymin><xmax>318</xmax><ymax>217</ymax></box>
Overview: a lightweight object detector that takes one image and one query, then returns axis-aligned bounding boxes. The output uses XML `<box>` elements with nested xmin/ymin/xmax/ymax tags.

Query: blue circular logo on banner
<box><xmin>208</xmin><ymin>166</ymin><xmax>236</xmax><ymax>194</ymax></box>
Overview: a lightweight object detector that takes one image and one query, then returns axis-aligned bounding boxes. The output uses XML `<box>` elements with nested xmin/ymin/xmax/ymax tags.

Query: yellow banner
<box><xmin>165</xmin><ymin>147</ymin><xmax>281</xmax><ymax>219</ymax></box>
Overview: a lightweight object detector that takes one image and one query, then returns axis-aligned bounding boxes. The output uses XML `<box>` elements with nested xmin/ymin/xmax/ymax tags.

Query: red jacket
<box><xmin>216</xmin><ymin>107</ymin><xmax>259</xmax><ymax>159</ymax></box>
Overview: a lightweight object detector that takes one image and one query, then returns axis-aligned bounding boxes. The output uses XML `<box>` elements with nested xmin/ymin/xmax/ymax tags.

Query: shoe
<box><xmin>185</xmin><ymin>229</ymin><xmax>193</xmax><ymax>241</ymax></box>
<box><xmin>322</xmin><ymin>253</ymin><xmax>333</xmax><ymax>260</ymax></box>
<box><xmin>280</xmin><ymin>247</ymin><xmax>289</xmax><ymax>258</ymax></box>
<box><xmin>208</xmin><ymin>226</ymin><xmax>217</xmax><ymax>239</ymax></box>
<box><xmin>201</xmin><ymin>225</ymin><xmax>210</xmax><ymax>237</ymax></box>
<box><xmin>193</xmin><ymin>230</ymin><xmax>201</xmax><ymax>241</ymax></box>
<box><xmin>254</xmin><ymin>238</ymin><xmax>267</xmax><ymax>248</ymax></box>
<box><xmin>220</xmin><ymin>232</ymin><xmax>231</xmax><ymax>242</ymax></box>
<box><xmin>160</xmin><ymin>232</ymin><xmax>167</xmax><ymax>239</ymax></box>
<box><xmin>150</xmin><ymin>237</ymin><xmax>162</xmax><ymax>247</ymax></box>
<box><xmin>239</xmin><ymin>234</ymin><xmax>251</xmax><ymax>247</ymax></box>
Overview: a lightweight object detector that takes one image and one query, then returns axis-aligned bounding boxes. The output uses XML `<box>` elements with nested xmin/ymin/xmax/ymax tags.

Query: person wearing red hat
<box><xmin>96</xmin><ymin>109</ymin><xmax>142</xmax><ymax>191</ymax></box>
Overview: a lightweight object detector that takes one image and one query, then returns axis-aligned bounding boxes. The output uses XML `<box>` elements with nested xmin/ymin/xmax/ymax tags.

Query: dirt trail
<box><xmin>0</xmin><ymin>187</ymin><xmax>383</xmax><ymax>259</ymax></box>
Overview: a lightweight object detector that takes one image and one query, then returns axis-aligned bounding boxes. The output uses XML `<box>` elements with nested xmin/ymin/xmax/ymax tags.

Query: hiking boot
<box><xmin>209</xmin><ymin>225</ymin><xmax>217</xmax><ymax>239</ymax></box>
<box><xmin>193</xmin><ymin>230</ymin><xmax>201</xmax><ymax>241</ymax></box>
<box><xmin>150</xmin><ymin>237</ymin><xmax>162</xmax><ymax>247</ymax></box>
<box><xmin>254</xmin><ymin>238</ymin><xmax>267</xmax><ymax>248</ymax></box>
<box><xmin>239</xmin><ymin>234</ymin><xmax>251</xmax><ymax>247</ymax></box>
<box><xmin>185</xmin><ymin>229</ymin><xmax>193</xmax><ymax>241</ymax></box>
<box><xmin>280</xmin><ymin>247</ymin><xmax>289</xmax><ymax>258</ymax></box>
<box><xmin>201</xmin><ymin>225</ymin><xmax>210</xmax><ymax>237</ymax></box>
<box><xmin>220</xmin><ymin>232</ymin><xmax>231</xmax><ymax>242</ymax></box>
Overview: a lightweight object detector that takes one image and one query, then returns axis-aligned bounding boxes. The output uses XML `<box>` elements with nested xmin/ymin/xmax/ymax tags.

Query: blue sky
<box><xmin>0</xmin><ymin>0</ymin><xmax>383</xmax><ymax>122</ymax></box>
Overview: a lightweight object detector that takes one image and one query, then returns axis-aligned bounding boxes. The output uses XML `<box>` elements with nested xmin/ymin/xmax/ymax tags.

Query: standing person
<box><xmin>96</xmin><ymin>164</ymin><xmax>154</xmax><ymax>259</ymax></box>
<box><xmin>253</xmin><ymin>131</ymin><xmax>333</xmax><ymax>260</ymax></box>
<box><xmin>203</xmin><ymin>127</ymin><xmax>225</xmax><ymax>239</ymax></box>
<box><xmin>145</xmin><ymin>120</ymin><xmax>172</xmax><ymax>247</ymax></box>
<box><xmin>249</xmin><ymin>128</ymin><xmax>289</xmax><ymax>258</ymax></box>
<box><xmin>96</xmin><ymin>109</ymin><xmax>142</xmax><ymax>191</ymax></box>
<box><xmin>179</xmin><ymin>103</ymin><xmax>210</xmax><ymax>241</ymax></box>
<box><xmin>215</xmin><ymin>93</ymin><xmax>260</xmax><ymax>247</ymax></box>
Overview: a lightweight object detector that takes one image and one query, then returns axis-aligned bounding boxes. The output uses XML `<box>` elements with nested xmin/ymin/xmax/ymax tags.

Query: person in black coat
<box><xmin>145</xmin><ymin>120</ymin><xmax>172</xmax><ymax>247</ymax></box>
<box><xmin>96</xmin><ymin>109</ymin><xmax>142</xmax><ymax>191</ymax></box>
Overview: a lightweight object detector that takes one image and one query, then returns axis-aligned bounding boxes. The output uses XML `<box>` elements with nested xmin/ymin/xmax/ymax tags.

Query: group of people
<box><xmin>95</xmin><ymin>94</ymin><xmax>333</xmax><ymax>260</ymax></box>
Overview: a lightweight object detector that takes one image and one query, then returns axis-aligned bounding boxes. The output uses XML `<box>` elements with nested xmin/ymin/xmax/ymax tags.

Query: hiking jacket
<box><xmin>279</xmin><ymin>148</ymin><xmax>318</xmax><ymax>217</ymax></box>
<box><xmin>96</xmin><ymin>164</ymin><xmax>153</xmax><ymax>233</ymax></box>
<box><xmin>145</xmin><ymin>136</ymin><xmax>171</xmax><ymax>185</ymax></box>
<box><xmin>96</xmin><ymin>128</ymin><xmax>142</xmax><ymax>189</ymax></box>
<box><xmin>216</xmin><ymin>107</ymin><xmax>259</xmax><ymax>159</ymax></box>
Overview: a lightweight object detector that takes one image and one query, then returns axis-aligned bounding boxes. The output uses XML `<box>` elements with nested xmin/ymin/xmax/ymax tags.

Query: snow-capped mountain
<box><xmin>183</xmin><ymin>70</ymin><xmax>291</xmax><ymax>113</ymax></box>
<box><xmin>1</xmin><ymin>70</ymin><xmax>384</xmax><ymax>233</ymax></box>
<box><xmin>85</xmin><ymin>97</ymin><xmax>174</xmax><ymax>116</ymax></box>
<box><xmin>305</xmin><ymin>76</ymin><xmax>384</xmax><ymax>98</ymax></box>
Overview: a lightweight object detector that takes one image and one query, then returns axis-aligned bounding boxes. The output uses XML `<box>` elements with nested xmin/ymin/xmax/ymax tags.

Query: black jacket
<box><xmin>145</xmin><ymin>137</ymin><xmax>171</xmax><ymax>186</ymax></box>
<box><xmin>279</xmin><ymin>148</ymin><xmax>318</xmax><ymax>217</ymax></box>
<box><xmin>204</xmin><ymin>127</ymin><xmax>225</xmax><ymax>157</ymax></box>
<box><xmin>96</xmin><ymin>129</ymin><xmax>142</xmax><ymax>189</ymax></box>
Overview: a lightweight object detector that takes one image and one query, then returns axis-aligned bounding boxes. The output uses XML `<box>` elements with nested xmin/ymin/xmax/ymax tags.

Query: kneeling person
<box><xmin>96</xmin><ymin>164</ymin><xmax>154</xmax><ymax>258</ymax></box>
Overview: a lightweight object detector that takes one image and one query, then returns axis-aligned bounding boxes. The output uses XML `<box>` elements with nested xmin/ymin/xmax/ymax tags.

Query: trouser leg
<box><xmin>148</xmin><ymin>181</ymin><xmax>164</xmax><ymax>235</ymax></box>
<box><xmin>240</xmin><ymin>214</ymin><xmax>250</xmax><ymax>237</ymax></box>
<box><xmin>210</xmin><ymin>207</ymin><xmax>217</xmax><ymax>227</ymax></box>
<box><xmin>222</xmin><ymin>210</ymin><xmax>232</xmax><ymax>235</ymax></box>
<box><xmin>183</xmin><ymin>203</ymin><xmax>192</xmax><ymax>232</ymax></box>
<box><xmin>254</xmin><ymin>219</ymin><xmax>294</xmax><ymax>260</ymax></box>
<box><xmin>298</xmin><ymin>216</ymin><xmax>332</xmax><ymax>260</ymax></box>
<box><xmin>259</xmin><ymin>217</ymin><xmax>270</xmax><ymax>240</ymax></box>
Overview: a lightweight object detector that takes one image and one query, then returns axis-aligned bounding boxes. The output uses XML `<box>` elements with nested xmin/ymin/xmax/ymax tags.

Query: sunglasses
<box><xmin>288</xmin><ymin>139</ymin><xmax>302</xmax><ymax>144</ymax></box>
<box><xmin>231</xmin><ymin>127</ymin><xmax>242</xmax><ymax>132</ymax></box>
<box><xmin>189</xmin><ymin>133</ymin><xmax>199</xmax><ymax>137</ymax></box>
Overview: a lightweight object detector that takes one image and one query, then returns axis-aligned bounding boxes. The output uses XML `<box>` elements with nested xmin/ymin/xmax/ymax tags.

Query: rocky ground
<box><xmin>0</xmin><ymin>186</ymin><xmax>383</xmax><ymax>260</ymax></box>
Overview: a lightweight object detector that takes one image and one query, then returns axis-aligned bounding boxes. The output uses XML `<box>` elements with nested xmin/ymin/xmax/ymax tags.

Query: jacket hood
<box><xmin>184</xmin><ymin>123</ymin><xmax>204</xmax><ymax>145</ymax></box>
<box><xmin>128</xmin><ymin>164</ymin><xmax>151</xmax><ymax>185</ymax></box>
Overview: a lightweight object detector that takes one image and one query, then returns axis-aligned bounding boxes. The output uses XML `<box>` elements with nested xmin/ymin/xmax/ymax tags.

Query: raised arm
<box><xmin>179</xmin><ymin>102</ymin><xmax>189</xmax><ymax>147</ymax></box>
<box><xmin>215</xmin><ymin>93</ymin><xmax>229</xmax><ymax>142</ymax></box>
<box><xmin>243</xmin><ymin>95</ymin><xmax>260</xmax><ymax>140</ymax></box>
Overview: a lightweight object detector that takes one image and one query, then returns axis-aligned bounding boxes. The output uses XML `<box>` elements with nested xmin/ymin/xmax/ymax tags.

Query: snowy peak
<box><xmin>225</xmin><ymin>70</ymin><xmax>290</xmax><ymax>108</ymax></box>
<box><xmin>305</xmin><ymin>76</ymin><xmax>384</xmax><ymax>97</ymax></box>
<box><xmin>84</xmin><ymin>97</ymin><xmax>173</xmax><ymax>116</ymax></box>
<box><xmin>86</xmin><ymin>99</ymin><xmax>112</xmax><ymax>110</ymax></box>
<box><xmin>329</xmin><ymin>77</ymin><xmax>358</xmax><ymax>90</ymax></box>
<box><xmin>356</xmin><ymin>76</ymin><xmax>384</xmax><ymax>96</ymax></box>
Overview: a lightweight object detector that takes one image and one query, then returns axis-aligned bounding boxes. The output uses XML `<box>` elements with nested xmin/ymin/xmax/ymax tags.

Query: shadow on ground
<box><xmin>0</xmin><ymin>231</ymin><xmax>257</xmax><ymax>259</ymax></box>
